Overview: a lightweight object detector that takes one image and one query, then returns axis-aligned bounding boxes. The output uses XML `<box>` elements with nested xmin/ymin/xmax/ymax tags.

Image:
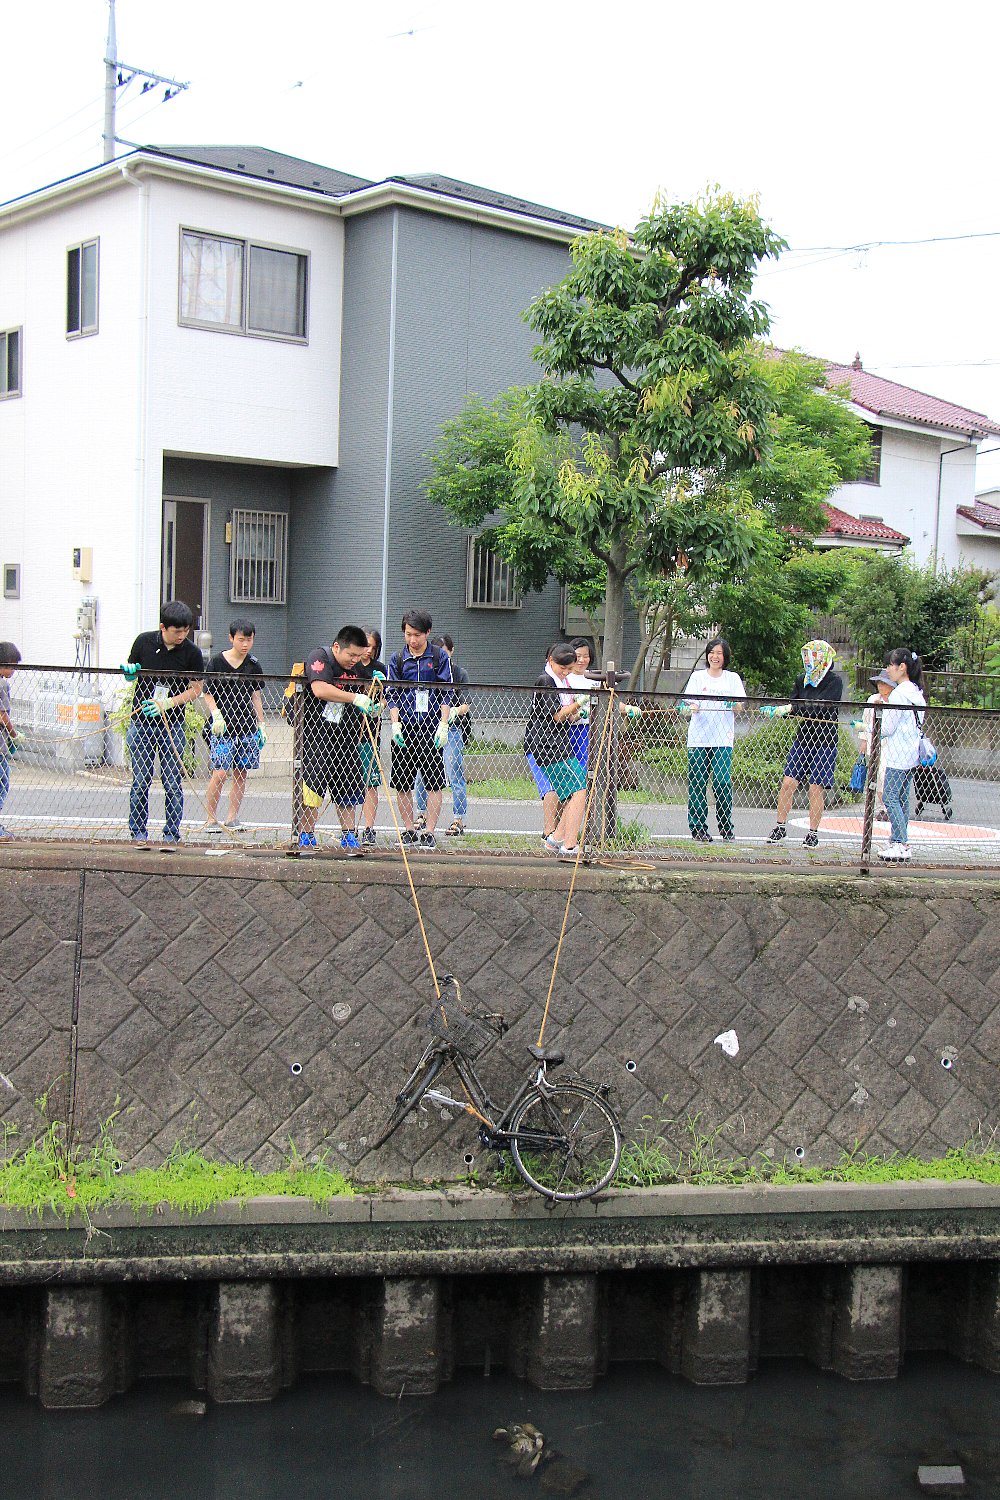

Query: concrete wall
<box><xmin>0</xmin><ymin>851</ymin><xmax>997</xmax><ymax>1177</ymax></box>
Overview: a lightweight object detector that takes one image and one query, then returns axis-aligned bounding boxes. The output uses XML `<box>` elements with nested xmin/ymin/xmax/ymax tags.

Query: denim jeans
<box><xmin>687</xmin><ymin>746</ymin><xmax>733</xmax><ymax>837</ymax></box>
<box><xmin>415</xmin><ymin>732</ymin><xmax>468</xmax><ymax>818</ymax></box>
<box><xmin>126</xmin><ymin>717</ymin><xmax>186</xmax><ymax>840</ymax></box>
<box><xmin>883</xmin><ymin>765</ymin><xmax>914</xmax><ymax>847</ymax></box>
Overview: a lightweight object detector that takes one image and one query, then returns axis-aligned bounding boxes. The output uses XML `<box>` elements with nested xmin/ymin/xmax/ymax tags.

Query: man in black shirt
<box><xmin>201</xmin><ymin>617</ymin><xmax>266</xmax><ymax>835</ymax></box>
<box><xmin>298</xmin><ymin>624</ymin><xmax>378</xmax><ymax>853</ymax></box>
<box><xmin>121</xmin><ymin>600</ymin><xmax>204</xmax><ymax>845</ymax></box>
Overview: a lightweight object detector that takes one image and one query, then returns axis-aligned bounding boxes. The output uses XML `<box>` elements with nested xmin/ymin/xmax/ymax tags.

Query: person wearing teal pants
<box><xmin>680</xmin><ymin>638</ymin><xmax>746</xmax><ymax>844</ymax></box>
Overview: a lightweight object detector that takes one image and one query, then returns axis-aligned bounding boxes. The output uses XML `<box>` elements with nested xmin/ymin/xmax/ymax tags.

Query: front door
<box><xmin>161</xmin><ymin>498</ymin><xmax>208</xmax><ymax>628</ymax></box>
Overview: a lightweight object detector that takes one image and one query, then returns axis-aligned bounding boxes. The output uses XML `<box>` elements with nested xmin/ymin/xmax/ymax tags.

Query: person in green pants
<box><xmin>679</xmin><ymin>638</ymin><xmax>747</xmax><ymax>843</ymax></box>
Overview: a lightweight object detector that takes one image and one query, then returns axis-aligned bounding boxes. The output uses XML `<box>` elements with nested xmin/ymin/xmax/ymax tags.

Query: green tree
<box><xmin>837</xmin><ymin>556</ymin><xmax>985</xmax><ymax>668</ymax></box>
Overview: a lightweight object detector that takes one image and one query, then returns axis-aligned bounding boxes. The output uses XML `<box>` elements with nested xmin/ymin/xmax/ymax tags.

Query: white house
<box><xmin>821</xmin><ymin>357</ymin><xmax>1000</xmax><ymax>571</ymax></box>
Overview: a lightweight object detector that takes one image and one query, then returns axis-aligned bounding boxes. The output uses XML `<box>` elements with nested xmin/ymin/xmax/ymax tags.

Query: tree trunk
<box><xmin>602</xmin><ymin>548</ymin><xmax>628</xmax><ymax>670</ymax></box>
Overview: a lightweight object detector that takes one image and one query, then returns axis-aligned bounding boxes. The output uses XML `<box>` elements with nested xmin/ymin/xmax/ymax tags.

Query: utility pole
<box><xmin>102</xmin><ymin>0</ymin><xmax>190</xmax><ymax>164</ymax></box>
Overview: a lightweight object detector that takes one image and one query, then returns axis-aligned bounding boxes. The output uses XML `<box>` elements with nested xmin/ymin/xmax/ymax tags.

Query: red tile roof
<box><xmin>956</xmin><ymin>499</ymin><xmax>1000</xmax><ymax>531</ymax></box>
<box><xmin>820</xmin><ymin>503</ymin><xmax>909</xmax><ymax>544</ymax></box>
<box><xmin>824</xmin><ymin>363</ymin><xmax>1000</xmax><ymax>438</ymax></box>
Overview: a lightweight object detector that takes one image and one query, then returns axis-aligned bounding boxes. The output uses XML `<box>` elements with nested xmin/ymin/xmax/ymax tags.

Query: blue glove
<box><xmin>120</xmin><ymin>662</ymin><xmax>140</xmax><ymax>681</ymax></box>
<box><xmin>760</xmin><ymin>703</ymin><xmax>791</xmax><ymax>718</ymax></box>
<box><xmin>371</xmin><ymin>670</ymin><xmax>386</xmax><ymax>683</ymax></box>
<box><xmin>391</xmin><ymin>727</ymin><xmax>405</xmax><ymax>749</ymax></box>
<box><xmin>255</xmin><ymin>726</ymin><xmax>267</xmax><ymax>749</ymax></box>
<box><xmin>140</xmin><ymin>699</ymin><xmax>162</xmax><ymax>718</ymax></box>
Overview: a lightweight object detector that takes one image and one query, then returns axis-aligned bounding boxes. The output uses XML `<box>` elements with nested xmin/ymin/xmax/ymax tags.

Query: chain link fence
<box><xmin>1</xmin><ymin>665</ymin><xmax>998</xmax><ymax>872</ymax></box>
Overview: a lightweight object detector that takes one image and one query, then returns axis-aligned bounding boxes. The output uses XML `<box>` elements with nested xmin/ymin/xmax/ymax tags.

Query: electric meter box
<box><xmin>72</xmin><ymin>547</ymin><xmax>93</xmax><ymax>582</ymax></box>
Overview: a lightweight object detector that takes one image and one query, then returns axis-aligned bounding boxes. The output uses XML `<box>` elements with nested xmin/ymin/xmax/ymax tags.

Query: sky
<box><xmin>5</xmin><ymin>0</ymin><xmax>1000</xmax><ymax>485</ymax></box>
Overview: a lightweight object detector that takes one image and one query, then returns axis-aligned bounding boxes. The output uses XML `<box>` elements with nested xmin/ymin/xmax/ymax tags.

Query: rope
<box><xmin>535</xmin><ymin>686</ymin><xmax>617</xmax><ymax>1047</ymax></box>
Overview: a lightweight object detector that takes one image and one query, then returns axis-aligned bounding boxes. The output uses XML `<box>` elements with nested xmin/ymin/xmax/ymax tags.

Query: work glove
<box><xmin>353</xmin><ymin>693</ymin><xmax>375</xmax><ymax>714</ymax></box>
<box><xmin>434</xmin><ymin>722</ymin><xmax>449</xmax><ymax>750</ymax></box>
<box><xmin>621</xmin><ymin>705</ymin><xmax>642</xmax><ymax>720</ymax></box>
<box><xmin>210</xmin><ymin>710</ymin><xmax>226</xmax><ymax>736</ymax></box>
<box><xmin>8</xmin><ymin>731</ymin><xmax>24</xmax><ymax>755</ymax></box>
<box><xmin>759</xmin><ymin>703</ymin><xmax>791</xmax><ymax>718</ymax></box>
<box><xmin>140</xmin><ymin>699</ymin><xmax>163</xmax><ymax>718</ymax></box>
<box><xmin>371</xmin><ymin>670</ymin><xmax>386</xmax><ymax>683</ymax></box>
<box><xmin>721</xmin><ymin>701</ymin><xmax>736</xmax><ymax>712</ymax></box>
<box><xmin>255</xmin><ymin>726</ymin><xmax>267</xmax><ymax>749</ymax></box>
<box><xmin>391</xmin><ymin>726</ymin><xmax>405</xmax><ymax>749</ymax></box>
<box><xmin>573</xmin><ymin>694</ymin><xmax>591</xmax><ymax>722</ymax></box>
<box><xmin>676</xmin><ymin>699</ymin><xmax>693</xmax><ymax>717</ymax></box>
<box><xmin>120</xmin><ymin>662</ymin><xmax>140</xmax><ymax>681</ymax></box>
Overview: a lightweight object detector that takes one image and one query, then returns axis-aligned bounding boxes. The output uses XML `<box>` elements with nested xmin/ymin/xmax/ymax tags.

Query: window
<box><xmin>67</xmin><ymin>240</ymin><xmax>99</xmax><ymax>336</ymax></box>
<box><xmin>180</xmin><ymin>231</ymin><xmax>308</xmax><ymax>341</ymax></box>
<box><xmin>466</xmin><ymin>538</ymin><xmax>521</xmax><ymax>609</ymax></box>
<box><xmin>0</xmin><ymin>328</ymin><xmax>21</xmax><ymax>398</ymax></box>
<box><xmin>861</xmin><ymin>425</ymin><xmax>882</xmax><ymax>484</ymax></box>
<box><xmin>229</xmin><ymin>509</ymin><xmax>288</xmax><ymax>604</ymax></box>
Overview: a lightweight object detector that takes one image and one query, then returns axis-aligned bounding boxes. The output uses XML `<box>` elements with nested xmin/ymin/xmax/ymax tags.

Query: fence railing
<box><xmin>855</xmin><ymin>664</ymin><xmax>1000</xmax><ymax>710</ymax></box>
<box><xmin>0</xmin><ymin>665</ymin><xmax>998</xmax><ymax>873</ymax></box>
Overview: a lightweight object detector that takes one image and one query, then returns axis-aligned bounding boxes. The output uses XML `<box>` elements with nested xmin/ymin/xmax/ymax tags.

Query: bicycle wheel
<box><xmin>508</xmin><ymin>1083</ymin><xmax>622</xmax><ymax>1201</ymax></box>
<box><xmin>370</xmin><ymin>1047</ymin><xmax>444</xmax><ymax>1149</ymax></box>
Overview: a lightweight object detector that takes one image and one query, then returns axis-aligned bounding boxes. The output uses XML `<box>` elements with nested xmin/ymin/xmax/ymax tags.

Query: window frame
<box><xmin>859</xmin><ymin>424</ymin><xmax>883</xmax><ymax>485</ymax></box>
<box><xmin>178</xmin><ymin>227</ymin><xmax>310</xmax><ymax>344</ymax></box>
<box><xmin>465</xmin><ymin>537</ymin><xmax>522</xmax><ymax>610</ymax></box>
<box><xmin>66</xmin><ymin>238</ymin><xmax>100</xmax><ymax>338</ymax></box>
<box><xmin>228</xmin><ymin>507</ymin><xmax>289</xmax><ymax>606</ymax></box>
<box><xmin>0</xmin><ymin>327</ymin><xmax>22</xmax><ymax>399</ymax></box>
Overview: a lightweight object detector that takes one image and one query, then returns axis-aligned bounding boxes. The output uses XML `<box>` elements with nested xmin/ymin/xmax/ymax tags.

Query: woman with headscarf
<box><xmin>765</xmin><ymin>640</ymin><xmax>843</xmax><ymax>849</ymax></box>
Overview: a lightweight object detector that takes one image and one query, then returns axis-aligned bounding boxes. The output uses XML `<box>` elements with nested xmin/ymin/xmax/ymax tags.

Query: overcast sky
<box><xmin>6</xmin><ymin>0</ymin><xmax>1000</xmax><ymax>486</ymax></box>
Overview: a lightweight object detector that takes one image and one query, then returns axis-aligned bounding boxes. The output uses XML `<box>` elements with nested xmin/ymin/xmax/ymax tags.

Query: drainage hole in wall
<box><xmin>940</xmin><ymin>1056</ymin><xmax>953</xmax><ymax>1069</ymax></box>
<box><xmin>290</xmin><ymin>1062</ymin><xmax>303</xmax><ymax>1076</ymax></box>
<box><xmin>463</xmin><ymin>1153</ymin><xmax>475</xmax><ymax>1166</ymax></box>
<box><xmin>794</xmin><ymin>1147</ymin><xmax>805</xmax><ymax>1160</ymax></box>
<box><xmin>625</xmin><ymin>1060</ymin><xmax>637</xmax><ymax>1072</ymax></box>
<box><xmin>113</xmin><ymin>1161</ymin><xmax>123</xmax><ymax>1174</ymax></box>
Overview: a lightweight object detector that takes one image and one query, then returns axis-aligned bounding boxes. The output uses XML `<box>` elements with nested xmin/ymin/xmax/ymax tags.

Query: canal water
<box><xmin>1</xmin><ymin>1355</ymin><xmax>997</xmax><ymax>1499</ymax></box>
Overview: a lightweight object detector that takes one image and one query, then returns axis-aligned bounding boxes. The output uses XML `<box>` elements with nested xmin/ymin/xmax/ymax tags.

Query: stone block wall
<box><xmin>0</xmin><ymin>850</ymin><xmax>997</xmax><ymax>1177</ymax></box>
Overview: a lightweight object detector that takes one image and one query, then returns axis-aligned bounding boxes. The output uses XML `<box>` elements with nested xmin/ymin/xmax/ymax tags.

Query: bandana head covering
<box><xmin>801</xmin><ymin>640</ymin><xmax>835</xmax><ymax>688</ymax></box>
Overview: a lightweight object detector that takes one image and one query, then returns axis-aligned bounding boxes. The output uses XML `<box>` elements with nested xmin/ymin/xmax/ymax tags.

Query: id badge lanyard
<box><xmin>413</xmin><ymin>651</ymin><xmax>430</xmax><ymax>715</ymax></box>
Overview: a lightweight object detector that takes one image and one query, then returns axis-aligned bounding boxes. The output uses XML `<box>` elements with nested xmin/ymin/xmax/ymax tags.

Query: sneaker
<box><xmin>361</xmin><ymin>827</ymin><xmax>377</xmax><ymax>846</ymax></box>
<box><xmin>417</xmin><ymin>831</ymin><xmax>437</xmax><ymax>850</ymax></box>
<box><xmin>298</xmin><ymin>832</ymin><xmax>318</xmax><ymax>849</ymax></box>
<box><xmin>400</xmin><ymin>829</ymin><xmax>419</xmax><ymax>847</ymax></box>
<box><xmin>224</xmin><ymin>819</ymin><xmax>247</xmax><ymax>833</ymax></box>
<box><xmin>0</xmin><ymin>826</ymin><xmax>13</xmax><ymax>841</ymax></box>
<box><xmin>203</xmin><ymin>821</ymin><xmax>224</xmax><ymax>836</ymax></box>
<box><xmin>340</xmin><ymin>831</ymin><xmax>362</xmax><ymax>856</ymax></box>
<box><xmin>719</xmin><ymin>832</ymin><xmax>736</xmax><ymax>843</ymax></box>
<box><xmin>543</xmin><ymin>834</ymin><xmax>563</xmax><ymax>855</ymax></box>
<box><xmin>445</xmin><ymin>819</ymin><xmax>466</xmax><ymax>837</ymax></box>
<box><xmin>878</xmin><ymin>842</ymin><xmax>912</xmax><ymax>862</ymax></box>
<box><xmin>413</xmin><ymin>814</ymin><xmax>427</xmax><ymax>832</ymax></box>
<box><xmin>691</xmin><ymin>830</ymin><xmax>713</xmax><ymax>844</ymax></box>
<box><xmin>130</xmin><ymin>836</ymin><xmax>149</xmax><ymax>849</ymax></box>
<box><xmin>803</xmin><ymin>830</ymin><xmax>819</xmax><ymax>849</ymax></box>
<box><xmin>766</xmin><ymin>824</ymin><xmax>787</xmax><ymax>844</ymax></box>
<box><xmin>559</xmin><ymin>845</ymin><xmax>583</xmax><ymax>862</ymax></box>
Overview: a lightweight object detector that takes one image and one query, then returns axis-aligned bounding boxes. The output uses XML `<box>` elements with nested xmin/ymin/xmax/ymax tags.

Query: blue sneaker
<box><xmin>341</xmin><ymin>831</ymin><xmax>362</xmax><ymax>856</ymax></box>
<box><xmin>298</xmin><ymin>832</ymin><xmax>318</xmax><ymax>849</ymax></box>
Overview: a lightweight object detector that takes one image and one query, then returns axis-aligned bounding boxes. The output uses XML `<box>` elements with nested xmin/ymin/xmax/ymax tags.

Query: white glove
<box><xmin>210</xmin><ymin>710</ymin><xmax>226</xmax><ymax>736</ymax></box>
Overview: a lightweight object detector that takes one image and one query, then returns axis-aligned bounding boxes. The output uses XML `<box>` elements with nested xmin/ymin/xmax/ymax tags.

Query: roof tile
<box><xmin>825</xmin><ymin>362</ymin><xmax>1000</xmax><ymax>438</ymax></box>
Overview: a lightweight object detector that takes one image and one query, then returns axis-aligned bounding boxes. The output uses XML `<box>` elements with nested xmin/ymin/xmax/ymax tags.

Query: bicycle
<box><xmin>370</xmin><ymin>977</ymin><xmax>623</xmax><ymax>1202</ymax></box>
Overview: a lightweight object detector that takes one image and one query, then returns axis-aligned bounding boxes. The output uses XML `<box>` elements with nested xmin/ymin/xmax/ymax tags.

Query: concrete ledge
<box><xmin>1</xmin><ymin>1183</ymin><xmax>998</xmax><ymax>1284</ymax></box>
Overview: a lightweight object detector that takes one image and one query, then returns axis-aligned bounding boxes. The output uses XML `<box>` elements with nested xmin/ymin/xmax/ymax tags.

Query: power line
<box><xmin>784</xmin><ymin>229</ymin><xmax>1000</xmax><ymax>254</ymax></box>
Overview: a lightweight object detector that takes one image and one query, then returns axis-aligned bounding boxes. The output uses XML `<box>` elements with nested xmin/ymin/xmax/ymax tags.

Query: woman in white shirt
<box><xmin>681</xmin><ymin>638</ymin><xmax>747</xmax><ymax>843</ymax></box>
<box><xmin>877</xmin><ymin>648</ymin><xmax>927</xmax><ymax>864</ymax></box>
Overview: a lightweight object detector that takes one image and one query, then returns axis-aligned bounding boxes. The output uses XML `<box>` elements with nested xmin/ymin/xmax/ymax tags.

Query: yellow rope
<box><xmin>535</xmin><ymin>687</ymin><xmax>617</xmax><ymax>1047</ymax></box>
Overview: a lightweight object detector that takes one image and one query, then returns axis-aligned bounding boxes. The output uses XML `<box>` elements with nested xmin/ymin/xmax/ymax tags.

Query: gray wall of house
<box><xmin>285</xmin><ymin>206</ymin><xmax>640</xmax><ymax>685</ymax></box>
<box><xmin>162</xmin><ymin>457</ymin><xmax>290</xmax><ymax>675</ymax></box>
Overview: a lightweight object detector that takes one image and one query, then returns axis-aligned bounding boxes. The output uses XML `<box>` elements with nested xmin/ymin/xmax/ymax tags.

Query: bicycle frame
<box><xmin>422</xmin><ymin>1046</ymin><xmax>569</xmax><ymax>1144</ymax></box>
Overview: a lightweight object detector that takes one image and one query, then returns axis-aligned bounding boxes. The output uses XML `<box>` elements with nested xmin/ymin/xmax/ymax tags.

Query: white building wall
<box><xmin>0</xmin><ymin>180</ymin><xmax>142</xmax><ymax>667</ymax></box>
<box><xmin>144</xmin><ymin>178</ymin><xmax>342</xmax><ymax>469</ymax></box>
<box><xmin>830</xmin><ymin>423</ymin><xmax>980</xmax><ymax>569</ymax></box>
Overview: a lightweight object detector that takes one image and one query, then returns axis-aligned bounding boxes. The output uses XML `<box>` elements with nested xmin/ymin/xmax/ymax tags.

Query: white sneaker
<box><xmin>878</xmin><ymin>842</ymin><xmax>911</xmax><ymax>862</ymax></box>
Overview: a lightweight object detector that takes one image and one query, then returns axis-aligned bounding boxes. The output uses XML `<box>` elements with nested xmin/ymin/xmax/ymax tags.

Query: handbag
<box><xmin>849</xmin><ymin>755</ymin><xmax>867</xmax><ymax>792</ymax></box>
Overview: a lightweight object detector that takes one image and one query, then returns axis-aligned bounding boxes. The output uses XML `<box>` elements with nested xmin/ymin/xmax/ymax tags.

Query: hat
<box><xmin>869</xmin><ymin>669</ymin><xmax>895</xmax><ymax>687</ymax></box>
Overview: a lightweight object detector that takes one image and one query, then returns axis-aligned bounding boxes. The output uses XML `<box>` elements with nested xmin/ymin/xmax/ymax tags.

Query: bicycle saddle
<box><xmin>527</xmin><ymin>1044</ymin><xmax>564</xmax><ymax>1066</ymax></box>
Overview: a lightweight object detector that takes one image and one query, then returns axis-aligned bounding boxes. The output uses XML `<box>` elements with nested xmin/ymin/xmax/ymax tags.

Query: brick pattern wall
<box><xmin>1</xmin><ymin>857</ymin><xmax>998</xmax><ymax>1177</ymax></box>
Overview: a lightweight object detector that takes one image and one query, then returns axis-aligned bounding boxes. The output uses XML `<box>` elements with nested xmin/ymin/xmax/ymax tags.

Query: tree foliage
<box><xmin>837</xmin><ymin>555</ymin><xmax>986</xmax><ymax>669</ymax></box>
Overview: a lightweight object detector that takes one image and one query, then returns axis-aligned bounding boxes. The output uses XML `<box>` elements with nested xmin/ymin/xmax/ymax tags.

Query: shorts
<box><xmin>389</xmin><ymin>724</ymin><xmax>446</xmax><ymax>793</ymax></box>
<box><xmin>568</xmin><ymin>722</ymin><xmax>589</xmax><ymax>769</ymax></box>
<box><xmin>525</xmin><ymin>753</ymin><xmax>554</xmax><ymax>799</ymax></box>
<box><xmin>359</xmin><ymin>740</ymin><xmax>383</xmax><ymax>789</ymax></box>
<box><xmin>784</xmin><ymin>733</ymin><xmax>838</xmax><ymax>790</ymax></box>
<box><xmin>302</xmin><ymin>733</ymin><xmax>364</xmax><ymax>807</ymax></box>
<box><xmin>210</xmin><ymin>732</ymin><xmax>260</xmax><ymax>772</ymax></box>
<box><xmin>543</xmin><ymin>757</ymin><xmax>588</xmax><ymax>801</ymax></box>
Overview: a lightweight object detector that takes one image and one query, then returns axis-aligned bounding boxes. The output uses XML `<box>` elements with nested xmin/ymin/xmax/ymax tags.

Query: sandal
<box><xmin>445</xmin><ymin>819</ymin><xmax>466</xmax><ymax>836</ymax></box>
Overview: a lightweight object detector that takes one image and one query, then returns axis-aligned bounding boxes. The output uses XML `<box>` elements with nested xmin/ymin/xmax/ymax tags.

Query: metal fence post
<box><xmin>859</xmin><ymin>708</ymin><xmax>881</xmax><ymax>875</ymax></box>
<box><xmin>289</xmin><ymin>683</ymin><xmax>305</xmax><ymax>851</ymax></box>
<box><xmin>585</xmin><ymin>662</ymin><xmax>622</xmax><ymax>853</ymax></box>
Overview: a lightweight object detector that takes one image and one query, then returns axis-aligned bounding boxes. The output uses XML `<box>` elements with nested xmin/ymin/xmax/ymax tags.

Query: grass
<box><xmin>616</xmin><ymin>1111</ymin><xmax>1000</xmax><ymax>1188</ymax></box>
<box><xmin>0</xmin><ymin>1120</ymin><xmax>353</xmax><ymax>1220</ymax></box>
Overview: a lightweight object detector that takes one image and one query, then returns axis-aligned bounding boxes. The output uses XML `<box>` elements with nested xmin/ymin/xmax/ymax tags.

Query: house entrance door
<box><xmin>161</xmin><ymin>498</ymin><xmax>208</xmax><ymax>628</ymax></box>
